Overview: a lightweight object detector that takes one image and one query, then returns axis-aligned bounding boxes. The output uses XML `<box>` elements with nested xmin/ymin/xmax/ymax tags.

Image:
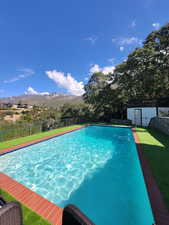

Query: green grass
<box><xmin>135</xmin><ymin>127</ymin><xmax>169</xmax><ymax>210</ymax></box>
<box><xmin>0</xmin><ymin>125</ymin><xmax>82</xmax><ymax>150</ymax></box>
<box><xmin>0</xmin><ymin>189</ymin><xmax>51</xmax><ymax>225</ymax></box>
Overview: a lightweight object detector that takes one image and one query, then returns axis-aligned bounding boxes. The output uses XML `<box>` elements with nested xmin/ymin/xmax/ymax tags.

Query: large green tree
<box><xmin>83</xmin><ymin>72</ymin><xmax>111</xmax><ymax>105</ymax></box>
<box><xmin>113</xmin><ymin>23</ymin><xmax>169</xmax><ymax>101</ymax></box>
<box><xmin>60</xmin><ymin>103</ymin><xmax>94</xmax><ymax>123</ymax></box>
<box><xmin>83</xmin><ymin>72</ymin><xmax>124</xmax><ymax>121</ymax></box>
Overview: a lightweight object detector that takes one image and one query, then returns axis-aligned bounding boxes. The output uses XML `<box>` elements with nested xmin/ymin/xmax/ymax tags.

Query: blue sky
<box><xmin>0</xmin><ymin>0</ymin><xmax>168</xmax><ymax>97</ymax></box>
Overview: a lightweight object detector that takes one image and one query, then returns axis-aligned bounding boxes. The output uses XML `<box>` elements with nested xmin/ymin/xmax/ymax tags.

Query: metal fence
<box><xmin>0</xmin><ymin>118</ymin><xmax>79</xmax><ymax>142</ymax></box>
<box><xmin>0</xmin><ymin>124</ymin><xmax>42</xmax><ymax>142</ymax></box>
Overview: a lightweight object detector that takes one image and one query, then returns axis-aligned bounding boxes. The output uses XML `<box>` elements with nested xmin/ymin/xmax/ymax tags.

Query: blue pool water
<box><xmin>0</xmin><ymin>126</ymin><xmax>154</xmax><ymax>225</ymax></box>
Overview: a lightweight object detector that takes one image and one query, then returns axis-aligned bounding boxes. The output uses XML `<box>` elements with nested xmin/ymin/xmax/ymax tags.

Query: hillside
<box><xmin>0</xmin><ymin>94</ymin><xmax>83</xmax><ymax>108</ymax></box>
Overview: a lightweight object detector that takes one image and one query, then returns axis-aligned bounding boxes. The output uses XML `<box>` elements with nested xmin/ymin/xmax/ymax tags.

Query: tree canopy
<box><xmin>83</xmin><ymin>23</ymin><xmax>169</xmax><ymax>121</ymax></box>
<box><xmin>83</xmin><ymin>72</ymin><xmax>123</xmax><ymax>121</ymax></box>
<box><xmin>114</xmin><ymin>23</ymin><xmax>169</xmax><ymax>101</ymax></box>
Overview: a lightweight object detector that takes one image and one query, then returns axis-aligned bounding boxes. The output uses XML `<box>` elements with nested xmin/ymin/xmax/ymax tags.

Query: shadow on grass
<box><xmin>137</xmin><ymin>128</ymin><xmax>169</xmax><ymax>210</ymax></box>
<box><xmin>147</xmin><ymin>128</ymin><xmax>169</xmax><ymax>147</ymax></box>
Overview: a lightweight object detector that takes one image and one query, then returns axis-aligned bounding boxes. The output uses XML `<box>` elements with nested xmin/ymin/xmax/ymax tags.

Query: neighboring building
<box><xmin>11</xmin><ymin>104</ymin><xmax>18</xmax><ymax>109</ymax></box>
<box><xmin>17</xmin><ymin>103</ymin><xmax>33</xmax><ymax>109</ymax></box>
<box><xmin>127</xmin><ymin>98</ymin><xmax>169</xmax><ymax>127</ymax></box>
<box><xmin>0</xmin><ymin>103</ymin><xmax>12</xmax><ymax>109</ymax></box>
<box><xmin>27</xmin><ymin>104</ymin><xmax>33</xmax><ymax>109</ymax></box>
<box><xmin>0</xmin><ymin>103</ymin><xmax>33</xmax><ymax>110</ymax></box>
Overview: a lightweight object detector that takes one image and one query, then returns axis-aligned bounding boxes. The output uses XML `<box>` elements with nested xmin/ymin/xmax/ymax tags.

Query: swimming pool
<box><xmin>0</xmin><ymin>125</ymin><xmax>154</xmax><ymax>225</ymax></box>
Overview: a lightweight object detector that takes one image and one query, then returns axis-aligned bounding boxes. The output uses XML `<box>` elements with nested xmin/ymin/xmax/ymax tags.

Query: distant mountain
<box><xmin>0</xmin><ymin>93</ymin><xmax>83</xmax><ymax>108</ymax></box>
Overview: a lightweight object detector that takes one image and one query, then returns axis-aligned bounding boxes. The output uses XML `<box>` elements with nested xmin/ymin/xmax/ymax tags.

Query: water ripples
<box><xmin>0</xmin><ymin>126</ymin><xmax>131</xmax><ymax>204</ymax></box>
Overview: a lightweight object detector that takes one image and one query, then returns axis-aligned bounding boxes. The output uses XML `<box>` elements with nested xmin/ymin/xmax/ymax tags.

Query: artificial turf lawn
<box><xmin>135</xmin><ymin>127</ymin><xmax>169</xmax><ymax>210</ymax></box>
<box><xmin>0</xmin><ymin>124</ymin><xmax>82</xmax><ymax>150</ymax></box>
<box><xmin>0</xmin><ymin>189</ymin><xmax>51</xmax><ymax>225</ymax></box>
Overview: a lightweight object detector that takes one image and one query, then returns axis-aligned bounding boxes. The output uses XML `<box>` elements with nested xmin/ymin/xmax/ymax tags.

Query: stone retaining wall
<box><xmin>149</xmin><ymin>117</ymin><xmax>169</xmax><ymax>135</ymax></box>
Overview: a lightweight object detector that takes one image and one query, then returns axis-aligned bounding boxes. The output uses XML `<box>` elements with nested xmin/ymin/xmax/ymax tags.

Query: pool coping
<box><xmin>0</xmin><ymin>173</ymin><xmax>63</xmax><ymax>225</ymax></box>
<box><xmin>132</xmin><ymin>128</ymin><xmax>169</xmax><ymax>225</ymax></box>
<box><xmin>89</xmin><ymin>124</ymin><xmax>132</xmax><ymax>128</ymax></box>
<box><xmin>0</xmin><ymin>125</ymin><xmax>85</xmax><ymax>225</ymax></box>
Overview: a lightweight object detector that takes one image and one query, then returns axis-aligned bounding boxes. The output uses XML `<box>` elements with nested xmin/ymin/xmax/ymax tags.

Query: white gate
<box><xmin>134</xmin><ymin>109</ymin><xmax>142</xmax><ymax>126</ymax></box>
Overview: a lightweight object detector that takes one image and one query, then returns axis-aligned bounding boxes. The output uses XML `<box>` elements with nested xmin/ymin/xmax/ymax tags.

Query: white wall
<box><xmin>127</xmin><ymin>107</ymin><xmax>157</xmax><ymax>127</ymax></box>
<box><xmin>142</xmin><ymin>107</ymin><xmax>157</xmax><ymax>126</ymax></box>
<box><xmin>158</xmin><ymin>107</ymin><xmax>169</xmax><ymax>117</ymax></box>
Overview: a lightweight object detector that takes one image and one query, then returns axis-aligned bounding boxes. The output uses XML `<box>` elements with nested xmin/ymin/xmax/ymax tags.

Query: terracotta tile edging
<box><xmin>132</xmin><ymin>128</ymin><xmax>169</xmax><ymax>225</ymax></box>
<box><xmin>0</xmin><ymin>126</ymin><xmax>85</xmax><ymax>156</ymax></box>
<box><xmin>0</xmin><ymin>173</ymin><xmax>63</xmax><ymax>225</ymax></box>
<box><xmin>0</xmin><ymin>126</ymin><xmax>85</xmax><ymax>225</ymax></box>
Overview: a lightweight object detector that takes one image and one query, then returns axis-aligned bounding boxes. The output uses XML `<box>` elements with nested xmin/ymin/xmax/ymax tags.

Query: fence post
<box><xmin>29</xmin><ymin>124</ymin><xmax>31</xmax><ymax>136</ymax></box>
<box><xmin>0</xmin><ymin>132</ymin><xmax>3</xmax><ymax>142</ymax></box>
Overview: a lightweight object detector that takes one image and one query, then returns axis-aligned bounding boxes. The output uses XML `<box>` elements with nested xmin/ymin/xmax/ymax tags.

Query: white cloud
<box><xmin>84</xmin><ymin>35</ymin><xmax>98</xmax><ymax>45</ymax></box>
<box><xmin>84</xmin><ymin>77</ymin><xmax>89</xmax><ymax>81</ymax></box>
<box><xmin>46</xmin><ymin>70</ymin><xmax>85</xmax><ymax>96</ymax></box>
<box><xmin>120</xmin><ymin>37</ymin><xmax>141</xmax><ymax>45</ymax></box>
<box><xmin>152</xmin><ymin>23</ymin><xmax>160</xmax><ymax>29</ymax></box>
<box><xmin>112</xmin><ymin>38</ymin><xmax>116</xmax><ymax>43</ymax></box>
<box><xmin>108</xmin><ymin>58</ymin><xmax>115</xmax><ymax>64</ymax></box>
<box><xmin>4</xmin><ymin>68</ymin><xmax>35</xmax><ymax>83</ymax></box>
<box><xmin>112</xmin><ymin>36</ymin><xmax>142</xmax><ymax>46</ymax></box>
<box><xmin>131</xmin><ymin>20</ymin><xmax>136</xmax><ymax>28</ymax></box>
<box><xmin>25</xmin><ymin>87</ymin><xmax>49</xmax><ymax>96</ymax></box>
<box><xmin>89</xmin><ymin>64</ymin><xmax>115</xmax><ymax>75</ymax></box>
<box><xmin>120</xmin><ymin>46</ymin><xmax>124</xmax><ymax>51</ymax></box>
<box><xmin>102</xmin><ymin>66</ymin><xmax>115</xmax><ymax>74</ymax></box>
<box><xmin>19</xmin><ymin>68</ymin><xmax>34</xmax><ymax>74</ymax></box>
<box><xmin>89</xmin><ymin>64</ymin><xmax>101</xmax><ymax>74</ymax></box>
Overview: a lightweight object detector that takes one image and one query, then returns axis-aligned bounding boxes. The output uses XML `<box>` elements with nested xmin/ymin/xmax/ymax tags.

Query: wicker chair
<box><xmin>62</xmin><ymin>205</ymin><xmax>95</xmax><ymax>225</ymax></box>
<box><xmin>0</xmin><ymin>197</ymin><xmax>94</xmax><ymax>225</ymax></box>
<box><xmin>0</xmin><ymin>197</ymin><xmax>23</xmax><ymax>225</ymax></box>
